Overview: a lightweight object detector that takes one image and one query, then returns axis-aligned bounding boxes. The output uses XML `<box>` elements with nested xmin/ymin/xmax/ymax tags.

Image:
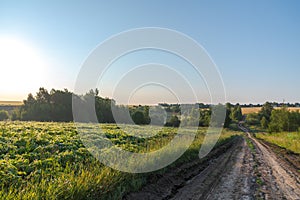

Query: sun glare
<box><xmin>0</xmin><ymin>37</ymin><xmax>46</xmax><ymax>100</ymax></box>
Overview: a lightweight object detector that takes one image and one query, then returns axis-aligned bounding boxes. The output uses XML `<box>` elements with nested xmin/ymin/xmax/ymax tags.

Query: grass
<box><xmin>256</xmin><ymin>132</ymin><xmax>300</xmax><ymax>154</ymax></box>
<box><xmin>0</xmin><ymin>121</ymin><xmax>242</xmax><ymax>199</ymax></box>
<box><xmin>245</xmin><ymin>137</ymin><xmax>255</xmax><ymax>153</ymax></box>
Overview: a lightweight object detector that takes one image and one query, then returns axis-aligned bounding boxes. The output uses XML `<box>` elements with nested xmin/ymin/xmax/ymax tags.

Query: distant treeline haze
<box><xmin>0</xmin><ymin>87</ymin><xmax>246</xmax><ymax>128</ymax></box>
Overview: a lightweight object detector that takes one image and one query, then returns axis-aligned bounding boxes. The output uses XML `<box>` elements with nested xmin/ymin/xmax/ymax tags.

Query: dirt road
<box><xmin>125</xmin><ymin>125</ymin><xmax>300</xmax><ymax>200</ymax></box>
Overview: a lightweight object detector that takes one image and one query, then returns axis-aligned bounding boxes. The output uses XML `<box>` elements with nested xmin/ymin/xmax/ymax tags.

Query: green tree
<box><xmin>166</xmin><ymin>115</ymin><xmax>180</xmax><ymax>127</ymax></box>
<box><xmin>268</xmin><ymin>107</ymin><xmax>289</xmax><ymax>132</ymax></box>
<box><xmin>260</xmin><ymin>116</ymin><xmax>268</xmax><ymax>129</ymax></box>
<box><xmin>199</xmin><ymin>109</ymin><xmax>211</xmax><ymax>127</ymax></box>
<box><xmin>131</xmin><ymin>111</ymin><xmax>146</xmax><ymax>125</ymax></box>
<box><xmin>246</xmin><ymin>113</ymin><xmax>260</xmax><ymax>125</ymax></box>
<box><xmin>260</xmin><ymin>102</ymin><xmax>273</xmax><ymax>122</ymax></box>
<box><xmin>0</xmin><ymin>110</ymin><xmax>9</xmax><ymax>121</ymax></box>
<box><xmin>11</xmin><ymin>109</ymin><xmax>20</xmax><ymax>121</ymax></box>
<box><xmin>224</xmin><ymin>103</ymin><xmax>232</xmax><ymax>128</ymax></box>
<box><xmin>231</xmin><ymin>104</ymin><xmax>243</xmax><ymax>121</ymax></box>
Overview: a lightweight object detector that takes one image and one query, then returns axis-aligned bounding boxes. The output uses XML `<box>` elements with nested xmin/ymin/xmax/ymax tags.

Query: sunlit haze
<box><xmin>0</xmin><ymin>37</ymin><xmax>46</xmax><ymax>100</ymax></box>
<box><xmin>1</xmin><ymin>1</ymin><xmax>300</xmax><ymax>104</ymax></box>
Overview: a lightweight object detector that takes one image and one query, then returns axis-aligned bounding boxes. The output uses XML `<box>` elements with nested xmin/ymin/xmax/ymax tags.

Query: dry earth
<box><xmin>125</xmin><ymin>125</ymin><xmax>300</xmax><ymax>200</ymax></box>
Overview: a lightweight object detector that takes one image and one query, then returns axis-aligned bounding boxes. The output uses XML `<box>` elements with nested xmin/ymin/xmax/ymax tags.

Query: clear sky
<box><xmin>0</xmin><ymin>0</ymin><xmax>299</xmax><ymax>104</ymax></box>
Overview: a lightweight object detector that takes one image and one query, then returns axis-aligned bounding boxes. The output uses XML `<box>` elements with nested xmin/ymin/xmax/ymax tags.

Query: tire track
<box><xmin>125</xmin><ymin>125</ymin><xmax>300</xmax><ymax>200</ymax></box>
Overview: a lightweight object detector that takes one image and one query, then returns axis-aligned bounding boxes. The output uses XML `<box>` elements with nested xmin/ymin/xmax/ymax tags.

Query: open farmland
<box><xmin>242</xmin><ymin>107</ymin><xmax>300</xmax><ymax>115</ymax></box>
<box><xmin>241</xmin><ymin>107</ymin><xmax>261</xmax><ymax>114</ymax></box>
<box><xmin>0</xmin><ymin>101</ymin><xmax>23</xmax><ymax>106</ymax></box>
<box><xmin>0</xmin><ymin>121</ymin><xmax>240</xmax><ymax>200</ymax></box>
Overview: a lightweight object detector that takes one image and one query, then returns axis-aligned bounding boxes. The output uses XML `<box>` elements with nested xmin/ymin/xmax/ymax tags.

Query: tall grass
<box><xmin>256</xmin><ymin>132</ymin><xmax>300</xmax><ymax>154</ymax></box>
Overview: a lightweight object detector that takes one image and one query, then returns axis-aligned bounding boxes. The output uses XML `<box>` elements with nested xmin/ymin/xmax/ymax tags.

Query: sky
<box><xmin>0</xmin><ymin>0</ymin><xmax>300</xmax><ymax>104</ymax></box>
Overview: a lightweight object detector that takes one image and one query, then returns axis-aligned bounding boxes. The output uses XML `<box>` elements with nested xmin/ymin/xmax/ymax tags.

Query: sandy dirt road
<box><xmin>125</xmin><ymin>125</ymin><xmax>300</xmax><ymax>200</ymax></box>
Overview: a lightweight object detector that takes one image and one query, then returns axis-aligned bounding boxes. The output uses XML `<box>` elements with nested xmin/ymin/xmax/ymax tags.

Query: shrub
<box><xmin>0</xmin><ymin>110</ymin><xmax>9</xmax><ymax>121</ymax></box>
<box><xmin>246</xmin><ymin>113</ymin><xmax>260</xmax><ymax>125</ymax></box>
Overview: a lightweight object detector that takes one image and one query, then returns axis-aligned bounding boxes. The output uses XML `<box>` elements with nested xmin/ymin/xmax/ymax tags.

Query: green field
<box><xmin>256</xmin><ymin>132</ymin><xmax>300</xmax><ymax>154</ymax></box>
<box><xmin>0</xmin><ymin>121</ymin><xmax>241</xmax><ymax>199</ymax></box>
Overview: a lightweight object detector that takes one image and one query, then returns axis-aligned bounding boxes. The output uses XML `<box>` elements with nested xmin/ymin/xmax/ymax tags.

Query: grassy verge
<box><xmin>256</xmin><ymin>132</ymin><xmax>300</xmax><ymax>154</ymax></box>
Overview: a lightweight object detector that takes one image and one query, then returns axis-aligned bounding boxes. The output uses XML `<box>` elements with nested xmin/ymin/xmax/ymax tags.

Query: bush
<box><xmin>246</xmin><ymin>113</ymin><xmax>260</xmax><ymax>125</ymax></box>
<box><xmin>11</xmin><ymin>109</ymin><xmax>20</xmax><ymax>121</ymax></box>
<box><xmin>260</xmin><ymin>117</ymin><xmax>268</xmax><ymax>129</ymax></box>
<box><xmin>165</xmin><ymin>115</ymin><xmax>180</xmax><ymax>127</ymax></box>
<box><xmin>268</xmin><ymin>107</ymin><xmax>300</xmax><ymax>132</ymax></box>
<box><xmin>0</xmin><ymin>110</ymin><xmax>9</xmax><ymax>121</ymax></box>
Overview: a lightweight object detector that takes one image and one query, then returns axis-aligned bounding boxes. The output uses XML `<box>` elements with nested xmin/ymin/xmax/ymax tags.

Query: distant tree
<box><xmin>224</xmin><ymin>103</ymin><xmax>232</xmax><ymax>128</ymax></box>
<box><xmin>11</xmin><ymin>109</ymin><xmax>21</xmax><ymax>121</ymax></box>
<box><xmin>260</xmin><ymin>116</ymin><xmax>268</xmax><ymax>129</ymax></box>
<box><xmin>36</xmin><ymin>87</ymin><xmax>50</xmax><ymax>103</ymax></box>
<box><xmin>50</xmin><ymin>89</ymin><xmax>73</xmax><ymax>121</ymax></box>
<box><xmin>131</xmin><ymin>111</ymin><xmax>146</xmax><ymax>125</ymax></box>
<box><xmin>199</xmin><ymin>109</ymin><xmax>211</xmax><ymax>127</ymax></box>
<box><xmin>95</xmin><ymin>88</ymin><xmax>99</xmax><ymax>96</ymax></box>
<box><xmin>288</xmin><ymin>111</ymin><xmax>300</xmax><ymax>131</ymax></box>
<box><xmin>231</xmin><ymin>104</ymin><xmax>243</xmax><ymax>121</ymax></box>
<box><xmin>0</xmin><ymin>110</ymin><xmax>9</xmax><ymax>121</ymax></box>
<box><xmin>259</xmin><ymin>102</ymin><xmax>273</xmax><ymax>122</ymax></box>
<box><xmin>165</xmin><ymin>115</ymin><xmax>180</xmax><ymax>127</ymax></box>
<box><xmin>268</xmin><ymin>107</ymin><xmax>289</xmax><ymax>132</ymax></box>
<box><xmin>143</xmin><ymin>106</ymin><xmax>151</xmax><ymax>124</ymax></box>
<box><xmin>268</xmin><ymin>107</ymin><xmax>300</xmax><ymax>132</ymax></box>
<box><xmin>246</xmin><ymin>113</ymin><xmax>260</xmax><ymax>125</ymax></box>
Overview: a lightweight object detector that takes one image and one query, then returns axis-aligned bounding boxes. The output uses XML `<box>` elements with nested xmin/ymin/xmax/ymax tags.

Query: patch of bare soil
<box><xmin>124</xmin><ymin>126</ymin><xmax>300</xmax><ymax>200</ymax></box>
<box><xmin>256</xmin><ymin>137</ymin><xmax>300</xmax><ymax>172</ymax></box>
<box><xmin>171</xmin><ymin>138</ymin><xmax>256</xmax><ymax>200</ymax></box>
<box><xmin>124</xmin><ymin>136</ymin><xmax>255</xmax><ymax>200</ymax></box>
<box><xmin>249</xmin><ymin>133</ymin><xmax>300</xmax><ymax>199</ymax></box>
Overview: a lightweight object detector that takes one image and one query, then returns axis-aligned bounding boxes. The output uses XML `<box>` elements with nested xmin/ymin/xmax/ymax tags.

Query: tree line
<box><xmin>0</xmin><ymin>87</ymin><xmax>245</xmax><ymax>128</ymax></box>
<box><xmin>246</xmin><ymin>102</ymin><xmax>300</xmax><ymax>132</ymax></box>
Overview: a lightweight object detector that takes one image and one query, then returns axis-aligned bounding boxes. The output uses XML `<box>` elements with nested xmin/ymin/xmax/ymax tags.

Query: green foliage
<box><xmin>245</xmin><ymin>138</ymin><xmax>255</xmax><ymax>152</ymax></box>
<box><xmin>230</xmin><ymin>104</ymin><xmax>242</xmax><ymax>121</ymax></box>
<box><xmin>256</xmin><ymin>131</ymin><xmax>300</xmax><ymax>154</ymax></box>
<box><xmin>0</xmin><ymin>110</ymin><xmax>9</xmax><ymax>121</ymax></box>
<box><xmin>199</xmin><ymin>109</ymin><xmax>211</xmax><ymax>127</ymax></box>
<box><xmin>10</xmin><ymin>109</ymin><xmax>21</xmax><ymax>121</ymax></box>
<box><xmin>259</xmin><ymin>102</ymin><xmax>273</xmax><ymax>122</ymax></box>
<box><xmin>224</xmin><ymin>103</ymin><xmax>233</xmax><ymax>128</ymax></box>
<box><xmin>21</xmin><ymin>88</ymin><xmax>73</xmax><ymax>122</ymax></box>
<box><xmin>18</xmin><ymin>88</ymin><xmax>239</xmax><ymax>128</ymax></box>
<box><xmin>131</xmin><ymin>111</ymin><xmax>146</xmax><ymax>125</ymax></box>
<box><xmin>0</xmin><ymin>121</ymin><xmax>240</xmax><ymax>199</ymax></box>
<box><xmin>245</xmin><ymin>102</ymin><xmax>274</xmax><ymax>128</ymax></box>
<box><xmin>246</xmin><ymin>113</ymin><xmax>260</xmax><ymax>125</ymax></box>
<box><xmin>260</xmin><ymin>117</ymin><xmax>268</xmax><ymax>129</ymax></box>
<box><xmin>165</xmin><ymin>115</ymin><xmax>180</xmax><ymax>127</ymax></box>
<box><xmin>268</xmin><ymin>107</ymin><xmax>300</xmax><ymax>132</ymax></box>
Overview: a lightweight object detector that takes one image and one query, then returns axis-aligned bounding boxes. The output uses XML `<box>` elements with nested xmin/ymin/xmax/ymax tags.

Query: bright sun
<box><xmin>0</xmin><ymin>37</ymin><xmax>46</xmax><ymax>100</ymax></box>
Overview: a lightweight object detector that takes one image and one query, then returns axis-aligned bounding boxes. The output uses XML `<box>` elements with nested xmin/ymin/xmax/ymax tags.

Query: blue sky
<box><xmin>0</xmin><ymin>0</ymin><xmax>299</xmax><ymax>104</ymax></box>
